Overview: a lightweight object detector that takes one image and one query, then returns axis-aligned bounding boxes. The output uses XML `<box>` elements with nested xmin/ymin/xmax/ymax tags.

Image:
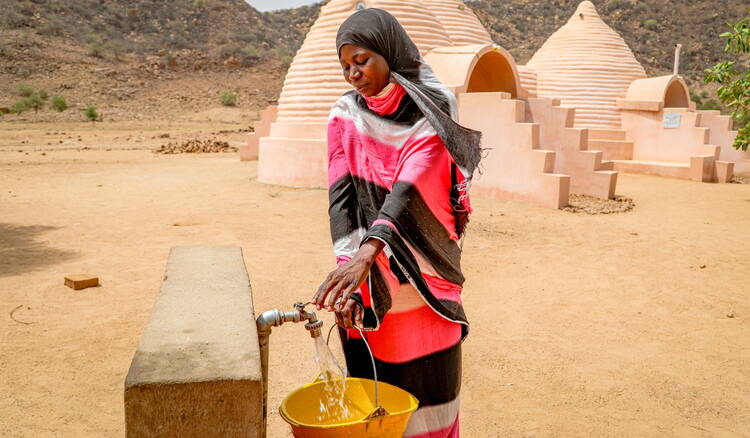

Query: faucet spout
<box><xmin>255</xmin><ymin>302</ymin><xmax>324</xmax><ymax>437</ymax></box>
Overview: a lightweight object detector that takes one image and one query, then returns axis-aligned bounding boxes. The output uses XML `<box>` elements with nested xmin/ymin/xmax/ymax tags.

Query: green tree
<box><xmin>704</xmin><ymin>11</ymin><xmax>750</xmax><ymax>151</ymax></box>
<box><xmin>10</xmin><ymin>99</ymin><xmax>29</xmax><ymax>114</ymax></box>
<box><xmin>26</xmin><ymin>93</ymin><xmax>44</xmax><ymax>112</ymax></box>
<box><xmin>84</xmin><ymin>105</ymin><xmax>99</xmax><ymax>121</ymax></box>
<box><xmin>50</xmin><ymin>96</ymin><xmax>69</xmax><ymax>112</ymax></box>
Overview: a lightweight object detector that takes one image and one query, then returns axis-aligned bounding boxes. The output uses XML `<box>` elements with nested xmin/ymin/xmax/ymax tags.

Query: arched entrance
<box><xmin>664</xmin><ymin>79</ymin><xmax>689</xmax><ymax>108</ymax></box>
<box><xmin>466</xmin><ymin>49</ymin><xmax>519</xmax><ymax>97</ymax></box>
<box><xmin>423</xmin><ymin>44</ymin><xmax>523</xmax><ymax>98</ymax></box>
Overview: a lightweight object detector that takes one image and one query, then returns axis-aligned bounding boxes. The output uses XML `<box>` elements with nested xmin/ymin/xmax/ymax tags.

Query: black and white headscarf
<box><xmin>335</xmin><ymin>7</ymin><xmax>482</xmax><ymax>177</ymax></box>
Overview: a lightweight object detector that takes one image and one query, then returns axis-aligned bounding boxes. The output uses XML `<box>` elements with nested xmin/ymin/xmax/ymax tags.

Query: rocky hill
<box><xmin>468</xmin><ymin>0</ymin><xmax>748</xmax><ymax>84</ymax></box>
<box><xmin>0</xmin><ymin>0</ymin><xmax>746</xmax><ymax>122</ymax></box>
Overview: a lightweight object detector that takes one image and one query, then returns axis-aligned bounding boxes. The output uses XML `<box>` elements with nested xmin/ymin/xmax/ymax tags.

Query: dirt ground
<box><xmin>1</xmin><ymin>119</ymin><xmax>749</xmax><ymax>437</ymax></box>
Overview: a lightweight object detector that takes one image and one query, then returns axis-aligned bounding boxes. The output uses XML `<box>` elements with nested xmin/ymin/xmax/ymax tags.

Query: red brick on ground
<box><xmin>64</xmin><ymin>275</ymin><xmax>99</xmax><ymax>290</ymax></box>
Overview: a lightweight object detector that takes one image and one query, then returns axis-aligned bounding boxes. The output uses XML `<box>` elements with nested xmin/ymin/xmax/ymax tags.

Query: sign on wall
<box><xmin>663</xmin><ymin>113</ymin><xmax>681</xmax><ymax>129</ymax></box>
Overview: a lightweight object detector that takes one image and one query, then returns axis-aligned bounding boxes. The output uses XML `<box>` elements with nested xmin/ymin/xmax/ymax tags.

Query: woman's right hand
<box><xmin>311</xmin><ymin>239</ymin><xmax>384</xmax><ymax>328</ymax></box>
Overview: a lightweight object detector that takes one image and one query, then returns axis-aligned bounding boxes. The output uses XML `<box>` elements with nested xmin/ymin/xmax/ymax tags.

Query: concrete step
<box><xmin>588</xmin><ymin>128</ymin><xmax>627</xmax><ymax>141</ymax></box>
<box><xmin>587</xmin><ymin>139</ymin><xmax>633</xmax><ymax>160</ymax></box>
<box><xmin>611</xmin><ymin>159</ymin><xmax>691</xmax><ymax>180</ymax></box>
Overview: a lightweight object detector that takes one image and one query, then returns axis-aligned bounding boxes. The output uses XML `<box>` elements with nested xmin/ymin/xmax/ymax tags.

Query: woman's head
<box><xmin>338</xmin><ymin>44</ymin><xmax>390</xmax><ymax>97</ymax></box>
<box><xmin>336</xmin><ymin>8</ymin><xmax>422</xmax><ymax>97</ymax></box>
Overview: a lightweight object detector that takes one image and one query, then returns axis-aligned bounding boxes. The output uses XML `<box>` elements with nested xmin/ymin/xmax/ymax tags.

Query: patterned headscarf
<box><xmin>336</xmin><ymin>8</ymin><xmax>482</xmax><ymax>176</ymax></box>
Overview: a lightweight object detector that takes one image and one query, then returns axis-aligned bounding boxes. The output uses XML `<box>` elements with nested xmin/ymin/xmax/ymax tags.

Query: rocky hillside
<box><xmin>0</xmin><ymin>0</ymin><xmax>746</xmax><ymax>121</ymax></box>
<box><xmin>468</xmin><ymin>0</ymin><xmax>748</xmax><ymax>85</ymax></box>
<box><xmin>0</xmin><ymin>0</ymin><xmax>322</xmax><ymax>73</ymax></box>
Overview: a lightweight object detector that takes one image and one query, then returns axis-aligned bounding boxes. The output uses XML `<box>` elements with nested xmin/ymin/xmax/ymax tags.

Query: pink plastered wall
<box><xmin>525</xmin><ymin>98</ymin><xmax>617</xmax><ymax>199</ymax></box>
<box><xmin>698</xmin><ymin>110</ymin><xmax>750</xmax><ymax>174</ymax></box>
<box><xmin>240</xmin><ymin>105</ymin><xmax>277</xmax><ymax>162</ymax></box>
<box><xmin>458</xmin><ymin>92</ymin><xmax>569</xmax><ymax>208</ymax></box>
<box><xmin>620</xmin><ymin>108</ymin><xmax>715</xmax><ymax>162</ymax></box>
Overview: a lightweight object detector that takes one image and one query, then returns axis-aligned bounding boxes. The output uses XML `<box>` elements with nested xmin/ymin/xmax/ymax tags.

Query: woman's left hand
<box><xmin>334</xmin><ymin>297</ymin><xmax>364</xmax><ymax>329</ymax></box>
<box><xmin>311</xmin><ymin>239</ymin><xmax>385</xmax><ymax>313</ymax></box>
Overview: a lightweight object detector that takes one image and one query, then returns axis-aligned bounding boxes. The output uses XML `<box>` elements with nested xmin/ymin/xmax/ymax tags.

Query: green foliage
<box><xmin>50</xmin><ymin>95</ymin><xmax>69</xmax><ymax>112</ymax></box>
<box><xmin>643</xmin><ymin>19</ymin><xmax>658</xmax><ymax>31</ymax></box>
<box><xmin>690</xmin><ymin>90</ymin><xmax>722</xmax><ymax>111</ymax></box>
<box><xmin>87</xmin><ymin>33</ymin><xmax>104</xmax><ymax>58</ymax></box>
<box><xmin>26</xmin><ymin>93</ymin><xmax>44</xmax><ymax>112</ymax></box>
<box><xmin>84</xmin><ymin>105</ymin><xmax>99</xmax><ymax>121</ymax></box>
<box><xmin>193</xmin><ymin>0</ymin><xmax>205</xmax><ymax>8</ymax></box>
<box><xmin>220</xmin><ymin>91</ymin><xmax>237</xmax><ymax>107</ymax></box>
<box><xmin>604</xmin><ymin>0</ymin><xmax>624</xmax><ymax>13</ymax></box>
<box><xmin>38</xmin><ymin>89</ymin><xmax>48</xmax><ymax>100</ymax></box>
<box><xmin>705</xmin><ymin>11</ymin><xmax>750</xmax><ymax>151</ymax></box>
<box><xmin>16</xmin><ymin>83</ymin><xmax>34</xmax><ymax>97</ymax></box>
<box><xmin>280</xmin><ymin>55</ymin><xmax>293</xmax><ymax>68</ymax></box>
<box><xmin>11</xmin><ymin>99</ymin><xmax>29</xmax><ymax>114</ymax></box>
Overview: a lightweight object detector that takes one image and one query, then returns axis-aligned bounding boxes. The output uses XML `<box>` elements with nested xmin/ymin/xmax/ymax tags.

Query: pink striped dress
<box><xmin>327</xmin><ymin>82</ymin><xmax>470</xmax><ymax>437</ymax></box>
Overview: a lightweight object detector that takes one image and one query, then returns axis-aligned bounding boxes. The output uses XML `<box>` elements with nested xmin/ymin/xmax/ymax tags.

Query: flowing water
<box><xmin>312</xmin><ymin>335</ymin><xmax>354</xmax><ymax>423</ymax></box>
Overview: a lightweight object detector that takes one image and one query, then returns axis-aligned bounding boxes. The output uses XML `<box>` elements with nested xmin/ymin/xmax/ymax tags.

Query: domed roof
<box><xmin>420</xmin><ymin>0</ymin><xmax>493</xmax><ymax>45</ymax></box>
<box><xmin>525</xmin><ymin>1</ymin><xmax>646</xmax><ymax>128</ymax></box>
<box><xmin>275</xmin><ymin>0</ymin><xmax>491</xmax><ymax>123</ymax></box>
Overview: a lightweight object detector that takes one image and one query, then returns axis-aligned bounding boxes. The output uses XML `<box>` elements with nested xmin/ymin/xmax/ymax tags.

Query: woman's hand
<box><xmin>334</xmin><ymin>297</ymin><xmax>364</xmax><ymax>329</ymax></box>
<box><xmin>312</xmin><ymin>239</ymin><xmax>385</xmax><ymax>327</ymax></box>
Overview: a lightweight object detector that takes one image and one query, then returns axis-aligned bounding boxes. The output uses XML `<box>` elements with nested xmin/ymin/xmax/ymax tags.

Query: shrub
<box><xmin>88</xmin><ymin>41</ymin><xmax>104</xmax><ymax>58</ymax></box>
<box><xmin>604</xmin><ymin>0</ymin><xmax>623</xmax><ymax>13</ymax></box>
<box><xmin>38</xmin><ymin>89</ymin><xmax>48</xmax><ymax>100</ymax></box>
<box><xmin>16</xmin><ymin>83</ymin><xmax>34</xmax><ymax>97</ymax></box>
<box><xmin>220</xmin><ymin>91</ymin><xmax>237</xmax><ymax>107</ymax></box>
<box><xmin>87</xmin><ymin>34</ymin><xmax>104</xmax><ymax>58</ymax></box>
<box><xmin>700</xmin><ymin>99</ymin><xmax>721</xmax><ymax>111</ymax></box>
<box><xmin>84</xmin><ymin>105</ymin><xmax>99</xmax><ymax>121</ymax></box>
<box><xmin>11</xmin><ymin>99</ymin><xmax>29</xmax><ymax>114</ymax></box>
<box><xmin>26</xmin><ymin>93</ymin><xmax>44</xmax><ymax>112</ymax></box>
<box><xmin>643</xmin><ymin>19</ymin><xmax>658</xmax><ymax>31</ymax></box>
<box><xmin>105</xmin><ymin>39</ymin><xmax>125</xmax><ymax>61</ymax></box>
<box><xmin>39</xmin><ymin>16</ymin><xmax>66</xmax><ymax>37</ymax></box>
<box><xmin>50</xmin><ymin>96</ymin><xmax>68</xmax><ymax>112</ymax></box>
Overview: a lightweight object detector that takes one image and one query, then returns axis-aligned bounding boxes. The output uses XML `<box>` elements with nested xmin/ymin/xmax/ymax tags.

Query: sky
<box><xmin>246</xmin><ymin>0</ymin><xmax>320</xmax><ymax>12</ymax></box>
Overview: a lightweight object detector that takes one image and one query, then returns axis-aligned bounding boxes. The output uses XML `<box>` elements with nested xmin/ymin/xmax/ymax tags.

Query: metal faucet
<box><xmin>256</xmin><ymin>302</ymin><xmax>322</xmax><ymax>437</ymax></box>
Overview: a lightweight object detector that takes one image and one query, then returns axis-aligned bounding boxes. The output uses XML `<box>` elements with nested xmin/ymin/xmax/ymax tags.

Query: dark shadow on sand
<box><xmin>0</xmin><ymin>223</ymin><xmax>78</xmax><ymax>277</ymax></box>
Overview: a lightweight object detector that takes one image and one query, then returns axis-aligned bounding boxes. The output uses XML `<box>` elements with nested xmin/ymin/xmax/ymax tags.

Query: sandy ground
<box><xmin>1</xmin><ymin>121</ymin><xmax>750</xmax><ymax>437</ymax></box>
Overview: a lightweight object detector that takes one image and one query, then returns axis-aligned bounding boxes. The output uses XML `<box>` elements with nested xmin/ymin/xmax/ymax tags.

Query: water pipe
<box><xmin>256</xmin><ymin>302</ymin><xmax>321</xmax><ymax>438</ymax></box>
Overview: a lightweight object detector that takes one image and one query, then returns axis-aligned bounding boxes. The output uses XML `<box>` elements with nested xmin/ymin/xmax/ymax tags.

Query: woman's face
<box><xmin>339</xmin><ymin>44</ymin><xmax>390</xmax><ymax>97</ymax></box>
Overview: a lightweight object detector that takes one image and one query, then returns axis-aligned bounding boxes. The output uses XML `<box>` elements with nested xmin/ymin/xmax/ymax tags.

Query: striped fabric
<box><xmin>328</xmin><ymin>82</ymin><xmax>468</xmax><ymax>437</ymax></box>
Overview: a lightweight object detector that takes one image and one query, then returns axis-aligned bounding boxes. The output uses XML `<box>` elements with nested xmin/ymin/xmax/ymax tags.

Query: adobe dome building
<box><xmin>252</xmin><ymin>0</ymin><xmax>493</xmax><ymax>187</ymax></box>
<box><xmin>243</xmin><ymin>0</ymin><xmax>744</xmax><ymax>210</ymax></box>
<box><xmin>517</xmin><ymin>0</ymin><xmax>743</xmax><ymax>182</ymax></box>
<box><xmin>522</xmin><ymin>1</ymin><xmax>647</xmax><ymax>129</ymax></box>
<box><xmin>247</xmin><ymin>0</ymin><xmax>618</xmax><ymax>207</ymax></box>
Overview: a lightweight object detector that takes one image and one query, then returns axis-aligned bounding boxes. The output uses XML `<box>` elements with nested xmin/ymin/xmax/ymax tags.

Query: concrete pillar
<box><xmin>124</xmin><ymin>246</ymin><xmax>262</xmax><ymax>438</ymax></box>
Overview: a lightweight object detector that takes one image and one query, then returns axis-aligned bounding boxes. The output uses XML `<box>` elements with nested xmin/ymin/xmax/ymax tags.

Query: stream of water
<box><xmin>312</xmin><ymin>335</ymin><xmax>353</xmax><ymax>423</ymax></box>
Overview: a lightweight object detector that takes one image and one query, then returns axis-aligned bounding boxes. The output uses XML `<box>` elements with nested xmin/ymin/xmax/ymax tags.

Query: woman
<box><xmin>311</xmin><ymin>8</ymin><xmax>482</xmax><ymax>438</ymax></box>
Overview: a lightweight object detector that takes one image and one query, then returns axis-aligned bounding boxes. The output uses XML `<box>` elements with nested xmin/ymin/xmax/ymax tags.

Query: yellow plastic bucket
<box><xmin>280</xmin><ymin>377</ymin><xmax>419</xmax><ymax>438</ymax></box>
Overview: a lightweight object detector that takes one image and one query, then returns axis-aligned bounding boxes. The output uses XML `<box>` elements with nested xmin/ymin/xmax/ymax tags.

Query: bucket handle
<box><xmin>324</xmin><ymin>315</ymin><xmax>387</xmax><ymax>418</ymax></box>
